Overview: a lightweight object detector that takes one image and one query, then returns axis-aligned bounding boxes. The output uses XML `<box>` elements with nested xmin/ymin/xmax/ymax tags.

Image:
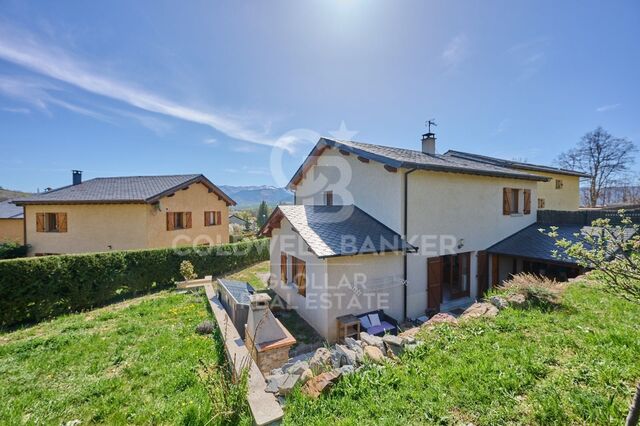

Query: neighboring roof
<box><xmin>229</xmin><ymin>214</ymin><xmax>250</xmax><ymax>224</ymax></box>
<box><xmin>260</xmin><ymin>204</ymin><xmax>417</xmax><ymax>258</ymax></box>
<box><xmin>444</xmin><ymin>150</ymin><xmax>591</xmax><ymax>178</ymax></box>
<box><xmin>487</xmin><ymin>223</ymin><xmax>595</xmax><ymax>265</ymax></box>
<box><xmin>288</xmin><ymin>138</ymin><xmax>550</xmax><ymax>188</ymax></box>
<box><xmin>13</xmin><ymin>174</ymin><xmax>236</xmax><ymax>206</ymax></box>
<box><xmin>216</xmin><ymin>279</ymin><xmax>255</xmax><ymax>305</ymax></box>
<box><xmin>0</xmin><ymin>200</ymin><xmax>23</xmax><ymax>219</ymax></box>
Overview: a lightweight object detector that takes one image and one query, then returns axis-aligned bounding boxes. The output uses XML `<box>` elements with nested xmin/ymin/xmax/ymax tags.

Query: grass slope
<box><xmin>285</xmin><ymin>282</ymin><xmax>640</xmax><ymax>425</ymax></box>
<box><xmin>0</xmin><ymin>291</ymin><xmax>219</xmax><ymax>425</ymax></box>
<box><xmin>224</xmin><ymin>260</ymin><xmax>270</xmax><ymax>290</ymax></box>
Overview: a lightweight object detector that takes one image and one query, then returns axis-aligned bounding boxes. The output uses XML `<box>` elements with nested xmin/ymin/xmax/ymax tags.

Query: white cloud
<box><xmin>1</xmin><ymin>106</ymin><xmax>30</xmax><ymax>114</ymax></box>
<box><xmin>0</xmin><ymin>24</ymin><xmax>281</xmax><ymax>149</ymax></box>
<box><xmin>203</xmin><ymin>137</ymin><xmax>218</xmax><ymax>145</ymax></box>
<box><xmin>596</xmin><ymin>103</ymin><xmax>621</xmax><ymax>112</ymax></box>
<box><xmin>442</xmin><ymin>34</ymin><xmax>468</xmax><ymax>69</ymax></box>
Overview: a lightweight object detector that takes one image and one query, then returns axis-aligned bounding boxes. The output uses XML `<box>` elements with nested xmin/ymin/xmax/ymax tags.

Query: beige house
<box><xmin>260</xmin><ymin>134</ymin><xmax>586</xmax><ymax>342</ymax></box>
<box><xmin>14</xmin><ymin>172</ymin><xmax>235</xmax><ymax>256</ymax></box>
<box><xmin>444</xmin><ymin>150</ymin><xmax>589</xmax><ymax>210</ymax></box>
<box><xmin>0</xmin><ymin>200</ymin><xmax>25</xmax><ymax>244</ymax></box>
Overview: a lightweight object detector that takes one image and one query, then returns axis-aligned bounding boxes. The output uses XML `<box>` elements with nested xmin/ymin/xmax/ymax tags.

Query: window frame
<box><xmin>45</xmin><ymin>213</ymin><xmax>59</xmax><ymax>232</ymax></box>
<box><xmin>204</xmin><ymin>211</ymin><xmax>221</xmax><ymax>226</ymax></box>
<box><xmin>173</xmin><ymin>212</ymin><xmax>185</xmax><ymax>229</ymax></box>
<box><xmin>292</xmin><ymin>256</ymin><xmax>306</xmax><ymax>297</ymax></box>
<box><xmin>324</xmin><ymin>190</ymin><xmax>334</xmax><ymax>206</ymax></box>
<box><xmin>555</xmin><ymin>179</ymin><xmax>564</xmax><ymax>189</ymax></box>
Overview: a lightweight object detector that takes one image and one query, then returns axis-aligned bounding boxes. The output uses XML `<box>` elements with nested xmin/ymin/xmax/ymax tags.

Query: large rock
<box><xmin>309</xmin><ymin>347</ymin><xmax>333</xmax><ymax>374</ymax></box>
<box><xmin>334</xmin><ymin>344</ymin><xmax>358</xmax><ymax>366</ymax></box>
<box><xmin>363</xmin><ymin>345</ymin><xmax>386</xmax><ymax>365</ymax></box>
<box><xmin>265</xmin><ymin>374</ymin><xmax>287</xmax><ymax>393</ymax></box>
<box><xmin>399</xmin><ymin>327</ymin><xmax>421</xmax><ymax>340</ymax></box>
<box><xmin>425</xmin><ymin>312</ymin><xmax>458</xmax><ymax>327</ymax></box>
<box><xmin>301</xmin><ymin>369</ymin><xmax>342</xmax><ymax>399</ymax></box>
<box><xmin>382</xmin><ymin>334</ymin><xmax>404</xmax><ymax>357</ymax></box>
<box><xmin>360</xmin><ymin>332</ymin><xmax>385</xmax><ymax>352</ymax></box>
<box><xmin>286</xmin><ymin>360</ymin><xmax>309</xmax><ymax>376</ymax></box>
<box><xmin>299</xmin><ymin>368</ymin><xmax>314</xmax><ymax>384</ymax></box>
<box><xmin>460</xmin><ymin>302</ymin><xmax>499</xmax><ymax>320</ymax></box>
<box><xmin>506</xmin><ymin>293</ymin><xmax>527</xmax><ymax>307</ymax></box>
<box><xmin>278</xmin><ymin>374</ymin><xmax>300</xmax><ymax>395</ymax></box>
<box><xmin>344</xmin><ymin>337</ymin><xmax>362</xmax><ymax>350</ymax></box>
<box><xmin>489</xmin><ymin>296</ymin><xmax>509</xmax><ymax>310</ymax></box>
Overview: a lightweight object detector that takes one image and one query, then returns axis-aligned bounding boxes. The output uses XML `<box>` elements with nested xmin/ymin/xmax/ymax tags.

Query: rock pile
<box><xmin>264</xmin><ymin>331</ymin><xmax>418</xmax><ymax>398</ymax></box>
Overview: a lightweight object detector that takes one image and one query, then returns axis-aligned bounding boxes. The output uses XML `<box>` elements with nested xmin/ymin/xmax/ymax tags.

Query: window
<box><xmin>555</xmin><ymin>179</ymin><xmax>564</xmax><ymax>189</ymax></box>
<box><xmin>538</xmin><ymin>198</ymin><xmax>546</xmax><ymax>209</ymax></box>
<box><xmin>280</xmin><ymin>252</ymin><xmax>288</xmax><ymax>284</ymax></box>
<box><xmin>442</xmin><ymin>252</ymin><xmax>471</xmax><ymax>300</ymax></box>
<box><xmin>292</xmin><ymin>256</ymin><xmax>306</xmax><ymax>296</ymax></box>
<box><xmin>205</xmin><ymin>211</ymin><xmax>222</xmax><ymax>226</ymax></box>
<box><xmin>36</xmin><ymin>212</ymin><xmax>67</xmax><ymax>233</ymax></box>
<box><xmin>503</xmin><ymin>188</ymin><xmax>520</xmax><ymax>215</ymax></box>
<box><xmin>324</xmin><ymin>191</ymin><xmax>333</xmax><ymax>206</ymax></box>
<box><xmin>166</xmin><ymin>212</ymin><xmax>192</xmax><ymax>230</ymax></box>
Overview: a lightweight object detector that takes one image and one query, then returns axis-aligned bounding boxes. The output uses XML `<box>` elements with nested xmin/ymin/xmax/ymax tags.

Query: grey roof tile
<box><xmin>444</xmin><ymin>150</ymin><xmax>591</xmax><ymax>178</ymax></box>
<box><xmin>288</xmin><ymin>138</ymin><xmax>550</xmax><ymax>188</ymax></box>
<box><xmin>0</xmin><ymin>200</ymin><xmax>23</xmax><ymax>219</ymax></box>
<box><xmin>217</xmin><ymin>279</ymin><xmax>255</xmax><ymax>305</ymax></box>
<box><xmin>273</xmin><ymin>205</ymin><xmax>416</xmax><ymax>258</ymax></box>
<box><xmin>13</xmin><ymin>174</ymin><xmax>235</xmax><ymax>205</ymax></box>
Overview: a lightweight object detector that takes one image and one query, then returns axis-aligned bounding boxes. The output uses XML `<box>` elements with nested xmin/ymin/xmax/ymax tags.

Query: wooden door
<box><xmin>477</xmin><ymin>251</ymin><xmax>488</xmax><ymax>297</ymax></box>
<box><xmin>491</xmin><ymin>254</ymin><xmax>500</xmax><ymax>287</ymax></box>
<box><xmin>427</xmin><ymin>257</ymin><xmax>443</xmax><ymax>312</ymax></box>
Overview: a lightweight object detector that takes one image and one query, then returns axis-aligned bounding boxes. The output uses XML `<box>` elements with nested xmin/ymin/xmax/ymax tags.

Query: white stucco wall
<box><xmin>269</xmin><ymin>218</ymin><xmax>329</xmax><ymax>338</ymax></box>
<box><xmin>294</xmin><ymin>147</ymin><xmax>403</xmax><ymax>233</ymax></box>
<box><xmin>325</xmin><ymin>252</ymin><xmax>404</xmax><ymax>342</ymax></box>
<box><xmin>405</xmin><ymin>170</ymin><xmax>538</xmax><ymax>318</ymax></box>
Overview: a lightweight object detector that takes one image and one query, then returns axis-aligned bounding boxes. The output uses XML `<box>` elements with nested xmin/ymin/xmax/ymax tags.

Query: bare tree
<box><xmin>557</xmin><ymin>127</ymin><xmax>636</xmax><ymax>207</ymax></box>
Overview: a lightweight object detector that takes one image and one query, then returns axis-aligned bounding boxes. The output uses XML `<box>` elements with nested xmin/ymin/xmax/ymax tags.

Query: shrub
<box><xmin>0</xmin><ymin>242</ymin><xmax>29</xmax><ymax>260</ymax></box>
<box><xmin>0</xmin><ymin>239</ymin><xmax>269</xmax><ymax>327</ymax></box>
<box><xmin>496</xmin><ymin>273</ymin><xmax>562</xmax><ymax>309</ymax></box>
<box><xmin>180</xmin><ymin>260</ymin><xmax>197</xmax><ymax>281</ymax></box>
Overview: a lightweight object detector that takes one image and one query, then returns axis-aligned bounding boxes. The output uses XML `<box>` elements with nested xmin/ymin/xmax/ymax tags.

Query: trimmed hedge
<box><xmin>0</xmin><ymin>242</ymin><xmax>29</xmax><ymax>260</ymax></box>
<box><xmin>0</xmin><ymin>239</ymin><xmax>269</xmax><ymax>327</ymax></box>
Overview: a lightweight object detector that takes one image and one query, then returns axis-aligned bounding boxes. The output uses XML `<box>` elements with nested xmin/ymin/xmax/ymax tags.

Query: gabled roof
<box><xmin>13</xmin><ymin>174</ymin><xmax>235</xmax><ymax>206</ymax></box>
<box><xmin>288</xmin><ymin>138</ymin><xmax>550</xmax><ymax>189</ymax></box>
<box><xmin>0</xmin><ymin>200</ymin><xmax>23</xmax><ymax>219</ymax></box>
<box><xmin>444</xmin><ymin>150</ymin><xmax>591</xmax><ymax>178</ymax></box>
<box><xmin>259</xmin><ymin>204</ymin><xmax>417</xmax><ymax>258</ymax></box>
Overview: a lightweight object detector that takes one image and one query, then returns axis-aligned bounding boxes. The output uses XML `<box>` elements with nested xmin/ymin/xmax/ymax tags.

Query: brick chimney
<box><xmin>421</xmin><ymin>133</ymin><xmax>436</xmax><ymax>155</ymax></box>
<box><xmin>72</xmin><ymin>170</ymin><xmax>82</xmax><ymax>185</ymax></box>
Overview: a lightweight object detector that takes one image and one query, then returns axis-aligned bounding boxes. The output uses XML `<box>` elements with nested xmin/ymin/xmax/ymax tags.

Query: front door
<box><xmin>427</xmin><ymin>257</ymin><xmax>443</xmax><ymax>312</ymax></box>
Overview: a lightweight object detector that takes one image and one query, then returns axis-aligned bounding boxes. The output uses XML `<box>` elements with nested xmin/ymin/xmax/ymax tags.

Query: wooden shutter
<box><xmin>523</xmin><ymin>189</ymin><xmax>531</xmax><ymax>215</ymax></box>
<box><xmin>216</xmin><ymin>211</ymin><xmax>222</xmax><ymax>226</ymax></box>
<box><xmin>185</xmin><ymin>212</ymin><xmax>192</xmax><ymax>228</ymax></box>
<box><xmin>36</xmin><ymin>213</ymin><xmax>45</xmax><ymax>232</ymax></box>
<box><xmin>280</xmin><ymin>253</ymin><xmax>288</xmax><ymax>283</ymax></box>
<box><xmin>427</xmin><ymin>257</ymin><xmax>443</xmax><ymax>311</ymax></box>
<box><xmin>502</xmin><ymin>188</ymin><xmax>511</xmax><ymax>215</ymax></box>
<box><xmin>57</xmin><ymin>213</ymin><xmax>67</xmax><ymax>232</ymax></box>
<box><xmin>297</xmin><ymin>259</ymin><xmax>306</xmax><ymax>297</ymax></box>
<box><xmin>166</xmin><ymin>212</ymin><xmax>174</xmax><ymax>231</ymax></box>
<box><xmin>204</xmin><ymin>211</ymin><xmax>208</xmax><ymax>226</ymax></box>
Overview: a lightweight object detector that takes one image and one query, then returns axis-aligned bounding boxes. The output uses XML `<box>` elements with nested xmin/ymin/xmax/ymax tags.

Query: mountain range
<box><xmin>220</xmin><ymin>185</ymin><xmax>293</xmax><ymax>209</ymax></box>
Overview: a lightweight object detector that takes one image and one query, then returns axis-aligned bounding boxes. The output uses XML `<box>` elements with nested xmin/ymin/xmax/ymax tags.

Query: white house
<box><xmin>260</xmin><ymin>133</ymin><xmax>585</xmax><ymax>342</ymax></box>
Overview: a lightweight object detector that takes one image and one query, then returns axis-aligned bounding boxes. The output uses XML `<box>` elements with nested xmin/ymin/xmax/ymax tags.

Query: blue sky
<box><xmin>1</xmin><ymin>0</ymin><xmax>638</xmax><ymax>192</ymax></box>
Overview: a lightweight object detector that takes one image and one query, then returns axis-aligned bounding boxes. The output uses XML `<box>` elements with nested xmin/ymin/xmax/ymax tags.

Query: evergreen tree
<box><xmin>256</xmin><ymin>201</ymin><xmax>270</xmax><ymax>229</ymax></box>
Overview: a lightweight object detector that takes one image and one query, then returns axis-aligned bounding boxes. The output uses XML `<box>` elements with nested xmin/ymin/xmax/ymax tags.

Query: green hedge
<box><xmin>0</xmin><ymin>242</ymin><xmax>29</xmax><ymax>260</ymax></box>
<box><xmin>0</xmin><ymin>239</ymin><xmax>270</xmax><ymax>327</ymax></box>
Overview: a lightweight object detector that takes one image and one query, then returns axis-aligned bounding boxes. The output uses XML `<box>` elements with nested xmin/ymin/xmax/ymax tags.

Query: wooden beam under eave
<box><xmin>357</xmin><ymin>156</ymin><xmax>370</xmax><ymax>163</ymax></box>
<box><xmin>384</xmin><ymin>165</ymin><xmax>398</xmax><ymax>173</ymax></box>
<box><xmin>339</xmin><ymin>149</ymin><xmax>351</xmax><ymax>156</ymax></box>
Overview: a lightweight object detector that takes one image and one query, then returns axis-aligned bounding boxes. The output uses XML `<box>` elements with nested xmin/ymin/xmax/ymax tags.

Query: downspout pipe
<box><xmin>403</xmin><ymin>168</ymin><xmax>417</xmax><ymax>321</ymax></box>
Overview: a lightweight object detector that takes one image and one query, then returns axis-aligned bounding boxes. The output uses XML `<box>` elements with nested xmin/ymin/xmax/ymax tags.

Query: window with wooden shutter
<box><xmin>166</xmin><ymin>212</ymin><xmax>175</xmax><ymax>230</ymax></box>
<box><xmin>280</xmin><ymin>253</ymin><xmax>288</xmax><ymax>283</ymax></box>
<box><xmin>555</xmin><ymin>179</ymin><xmax>564</xmax><ymax>189</ymax></box>
<box><xmin>538</xmin><ymin>198</ymin><xmax>546</xmax><ymax>209</ymax></box>
<box><xmin>502</xmin><ymin>188</ymin><xmax>511</xmax><ymax>215</ymax></box>
<box><xmin>185</xmin><ymin>212</ymin><xmax>192</xmax><ymax>228</ymax></box>
<box><xmin>216</xmin><ymin>211</ymin><xmax>222</xmax><ymax>225</ymax></box>
<box><xmin>204</xmin><ymin>211</ymin><xmax>223</xmax><ymax>226</ymax></box>
<box><xmin>523</xmin><ymin>189</ymin><xmax>531</xmax><ymax>215</ymax></box>
<box><xmin>57</xmin><ymin>213</ymin><xmax>67</xmax><ymax>232</ymax></box>
<box><xmin>292</xmin><ymin>256</ymin><xmax>306</xmax><ymax>297</ymax></box>
<box><xmin>36</xmin><ymin>213</ymin><xmax>45</xmax><ymax>232</ymax></box>
<box><xmin>324</xmin><ymin>191</ymin><xmax>333</xmax><ymax>206</ymax></box>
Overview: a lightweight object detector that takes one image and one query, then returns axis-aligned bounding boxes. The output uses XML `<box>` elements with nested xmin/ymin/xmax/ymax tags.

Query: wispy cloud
<box><xmin>203</xmin><ymin>137</ymin><xmax>218</xmax><ymax>145</ymax></box>
<box><xmin>507</xmin><ymin>37</ymin><xmax>549</xmax><ymax>81</ymax></box>
<box><xmin>596</xmin><ymin>103</ymin><xmax>621</xmax><ymax>112</ymax></box>
<box><xmin>442</xmin><ymin>34</ymin><xmax>468</xmax><ymax>70</ymax></box>
<box><xmin>1</xmin><ymin>106</ymin><xmax>31</xmax><ymax>114</ymax></box>
<box><xmin>0</xmin><ymin>23</ymin><xmax>282</xmax><ymax>149</ymax></box>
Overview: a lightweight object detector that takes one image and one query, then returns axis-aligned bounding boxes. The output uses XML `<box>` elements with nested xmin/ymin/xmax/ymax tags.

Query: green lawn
<box><xmin>224</xmin><ymin>260</ymin><xmax>270</xmax><ymax>290</ymax></box>
<box><xmin>284</xmin><ymin>282</ymin><xmax>640</xmax><ymax>425</ymax></box>
<box><xmin>0</xmin><ymin>291</ymin><xmax>221</xmax><ymax>425</ymax></box>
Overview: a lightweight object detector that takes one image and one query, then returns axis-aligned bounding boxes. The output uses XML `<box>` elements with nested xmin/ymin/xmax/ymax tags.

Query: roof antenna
<box><xmin>425</xmin><ymin>119</ymin><xmax>437</xmax><ymax>135</ymax></box>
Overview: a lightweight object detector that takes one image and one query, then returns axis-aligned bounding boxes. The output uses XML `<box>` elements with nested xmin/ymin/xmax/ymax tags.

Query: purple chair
<box><xmin>357</xmin><ymin>310</ymin><xmax>398</xmax><ymax>337</ymax></box>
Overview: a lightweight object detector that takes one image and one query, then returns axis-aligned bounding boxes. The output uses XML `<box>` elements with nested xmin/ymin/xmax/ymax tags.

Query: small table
<box><xmin>336</xmin><ymin>314</ymin><xmax>361</xmax><ymax>343</ymax></box>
